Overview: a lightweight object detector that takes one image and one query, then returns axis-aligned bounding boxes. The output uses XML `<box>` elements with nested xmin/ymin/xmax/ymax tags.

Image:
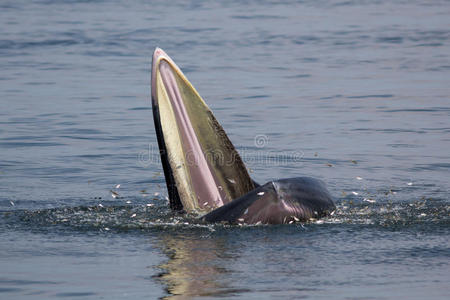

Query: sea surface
<box><xmin>1</xmin><ymin>0</ymin><xmax>449</xmax><ymax>299</ymax></box>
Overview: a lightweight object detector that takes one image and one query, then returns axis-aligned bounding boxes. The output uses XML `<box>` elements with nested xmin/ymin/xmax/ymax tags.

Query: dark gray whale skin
<box><xmin>202</xmin><ymin>177</ymin><xmax>335</xmax><ymax>224</ymax></box>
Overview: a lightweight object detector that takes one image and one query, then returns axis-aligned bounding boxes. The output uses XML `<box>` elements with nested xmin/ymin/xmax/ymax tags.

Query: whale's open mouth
<box><xmin>151</xmin><ymin>48</ymin><xmax>254</xmax><ymax>214</ymax></box>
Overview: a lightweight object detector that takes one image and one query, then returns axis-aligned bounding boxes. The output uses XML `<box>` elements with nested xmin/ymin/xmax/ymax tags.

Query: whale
<box><xmin>151</xmin><ymin>48</ymin><xmax>335</xmax><ymax>224</ymax></box>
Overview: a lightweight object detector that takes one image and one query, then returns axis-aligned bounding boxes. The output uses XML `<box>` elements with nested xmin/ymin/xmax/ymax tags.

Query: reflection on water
<box><xmin>155</xmin><ymin>233</ymin><xmax>246</xmax><ymax>299</ymax></box>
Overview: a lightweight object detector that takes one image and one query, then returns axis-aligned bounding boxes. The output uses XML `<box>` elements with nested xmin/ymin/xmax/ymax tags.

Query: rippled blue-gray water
<box><xmin>1</xmin><ymin>0</ymin><xmax>449</xmax><ymax>299</ymax></box>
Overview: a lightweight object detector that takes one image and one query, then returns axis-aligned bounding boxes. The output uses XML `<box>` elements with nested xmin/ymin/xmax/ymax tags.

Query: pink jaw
<box><xmin>153</xmin><ymin>49</ymin><xmax>224</xmax><ymax>208</ymax></box>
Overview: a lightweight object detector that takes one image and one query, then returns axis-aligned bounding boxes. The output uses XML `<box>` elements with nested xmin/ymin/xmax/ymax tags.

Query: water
<box><xmin>1</xmin><ymin>0</ymin><xmax>449</xmax><ymax>299</ymax></box>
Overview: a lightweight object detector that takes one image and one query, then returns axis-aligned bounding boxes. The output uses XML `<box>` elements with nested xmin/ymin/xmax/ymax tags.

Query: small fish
<box><xmin>131</xmin><ymin>213</ymin><xmax>136</xmax><ymax>218</ymax></box>
<box><xmin>293</xmin><ymin>216</ymin><xmax>300</xmax><ymax>222</ymax></box>
<box><xmin>352</xmin><ymin>191</ymin><xmax>359</xmax><ymax>196</ymax></box>
<box><xmin>9</xmin><ymin>201</ymin><xmax>14</xmax><ymax>206</ymax></box>
<box><xmin>238</xmin><ymin>218</ymin><xmax>244</xmax><ymax>222</ymax></box>
<box><xmin>244</xmin><ymin>208</ymin><xmax>249</xmax><ymax>215</ymax></box>
<box><xmin>227</xmin><ymin>178</ymin><xmax>236</xmax><ymax>184</ymax></box>
<box><xmin>356</xmin><ymin>176</ymin><xmax>363</xmax><ymax>180</ymax></box>
<box><xmin>363</xmin><ymin>198</ymin><xmax>376</xmax><ymax>203</ymax></box>
<box><xmin>110</xmin><ymin>190</ymin><xmax>119</xmax><ymax>198</ymax></box>
<box><xmin>257</xmin><ymin>192</ymin><xmax>265</xmax><ymax>196</ymax></box>
<box><xmin>255</xmin><ymin>221</ymin><xmax>262</xmax><ymax>225</ymax></box>
<box><xmin>98</xmin><ymin>203</ymin><xmax>104</xmax><ymax>207</ymax></box>
<box><xmin>104</xmin><ymin>227</ymin><xmax>110</xmax><ymax>231</ymax></box>
<box><xmin>126</xmin><ymin>200</ymin><xmax>132</xmax><ymax>204</ymax></box>
<box><xmin>115</xmin><ymin>184</ymin><xmax>121</xmax><ymax>189</ymax></box>
<box><xmin>154</xmin><ymin>192</ymin><xmax>159</xmax><ymax>196</ymax></box>
<box><xmin>407</xmin><ymin>182</ymin><xmax>413</xmax><ymax>186</ymax></box>
<box><xmin>203</xmin><ymin>201</ymin><xmax>208</xmax><ymax>206</ymax></box>
<box><xmin>330</xmin><ymin>210</ymin><xmax>335</xmax><ymax>216</ymax></box>
<box><xmin>289</xmin><ymin>220</ymin><xmax>294</xmax><ymax>224</ymax></box>
<box><xmin>146</xmin><ymin>203</ymin><xmax>154</xmax><ymax>207</ymax></box>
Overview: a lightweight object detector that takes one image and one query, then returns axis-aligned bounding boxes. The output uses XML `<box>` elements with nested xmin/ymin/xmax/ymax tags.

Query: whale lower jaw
<box><xmin>151</xmin><ymin>48</ymin><xmax>254</xmax><ymax>214</ymax></box>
